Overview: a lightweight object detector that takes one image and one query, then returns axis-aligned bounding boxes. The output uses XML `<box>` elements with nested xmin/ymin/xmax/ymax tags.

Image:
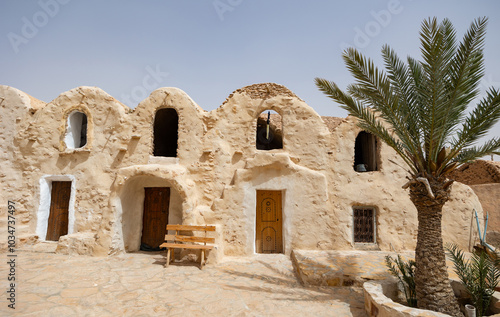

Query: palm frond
<box><xmin>317</xmin><ymin>17</ymin><xmax>498</xmax><ymax>180</ymax></box>
<box><xmin>448</xmin><ymin>88</ymin><xmax>500</xmax><ymax>165</ymax></box>
<box><xmin>385</xmin><ymin>255</ymin><xmax>417</xmax><ymax>307</ymax></box>
<box><xmin>454</xmin><ymin>137</ymin><xmax>500</xmax><ymax>163</ymax></box>
<box><xmin>381</xmin><ymin>45</ymin><xmax>425</xmax><ymax>170</ymax></box>
<box><xmin>330</xmin><ymin>48</ymin><xmax>425</xmax><ymax>172</ymax></box>
<box><xmin>418</xmin><ymin>18</ymin><xmax>457</xmax><ymax>162</ymax></box>
<box><xmin>446</xmin><ymin>243</ymin><xmax>500</xmax><ymax>317</ymax></box>
<box><xmin>436</xmin><ymin>17</ymin><xmax>488</xmax><ymax>155</ymax></box>
<box><xmin>315</xmin><ymin>77</ymin><xmax>418</xmax><ymax>174</ymax></box>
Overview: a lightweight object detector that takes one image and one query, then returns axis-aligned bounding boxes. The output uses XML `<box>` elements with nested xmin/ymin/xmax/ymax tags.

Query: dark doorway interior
<box><xmin>256</xmin><ymin>111</ymin><xmax>283</xmax><ymax>150</ymax></box>
<box><xmin>153</xmin><ymin>108</ymin><xmax>178</xmax><ymax>157</ymax></box>
<box><xmin>354</xmin><ymin>131</ymin><xmax>379</xmax><ymax>172</ymax></box>
<box><xmin>79</xmin><ymin>114</ymin><xmax>87</xmax><ymax>148</ymax></box>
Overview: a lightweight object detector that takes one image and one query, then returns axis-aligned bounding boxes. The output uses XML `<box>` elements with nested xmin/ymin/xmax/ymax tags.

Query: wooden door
<box><xmin>141</xmin><ymin>187</ymin><xmax>170</xmax><ymax>250</ymax></box>
<box><xmin>46</xmin><ymin>181</ymin><xmax>71</xmax><ymax>241</ymax></box>
<box><xmin>256</xmin><ymin>190</ymin><xmax>283</xmax><ymax>253</ymax></box>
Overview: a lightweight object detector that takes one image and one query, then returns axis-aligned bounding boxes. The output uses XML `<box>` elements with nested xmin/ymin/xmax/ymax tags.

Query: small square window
<box><xmin>353</xmin><ymin>207</ymin><xmax>375</xmax><ymax>243</ymax></box>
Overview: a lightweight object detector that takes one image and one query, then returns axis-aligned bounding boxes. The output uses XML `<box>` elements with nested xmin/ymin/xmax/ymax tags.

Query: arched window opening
<box><xmin>153</xmin><ymin>108</ymin><xmax>178</xmax><ymax>157</ymax></box>
<box><xmin>354</xmin><ymin>131</ymin><xmax>379</xmax><ymax>172</ymax></box>
<box><xmin>256</xmin><ymin>110</ymin><xmax>283</xmax><ymax>150</ymax></box>
<box><xmin>65</xmin><ymin>111</ymin><xmax>87</xmax><ymax>149</ymax></box>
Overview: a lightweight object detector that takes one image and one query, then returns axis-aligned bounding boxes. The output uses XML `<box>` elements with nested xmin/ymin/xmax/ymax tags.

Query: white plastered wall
<box><xmin>242</xmin><ymin>182</ymin><xmax>288</xmax><ymax>255</ymax></box>
<box><xmin>36</xmin><ymin>175</ymin><xmax>76</xmax><ymax>241</ymax></box>
<box><xmin>237</xmin><ymin>166</ymin><xmax>329</xmax><ymax>256</ymax></box>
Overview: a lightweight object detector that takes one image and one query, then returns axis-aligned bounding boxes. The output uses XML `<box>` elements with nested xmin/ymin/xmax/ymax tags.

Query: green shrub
<box><xmin>385</xmin><ymin>254</ymin><xmax>417</xmax><ymax>307</ymax></box>
<box><xmin>445</xmin><ymin>244</ymin><xmax>500</xmax><ymax>317</ymax></box>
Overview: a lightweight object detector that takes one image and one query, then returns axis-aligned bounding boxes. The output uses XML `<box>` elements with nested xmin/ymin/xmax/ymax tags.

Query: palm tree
<box><xmin>316</xmin><ymin>17</ymin><xmax>500</xmax><ymax>316</ymax></box>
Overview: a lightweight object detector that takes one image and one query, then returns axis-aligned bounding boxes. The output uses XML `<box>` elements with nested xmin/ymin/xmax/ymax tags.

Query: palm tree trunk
<box><xmin>410</xmin><ymin>180</ymin><xmax>463</xmax><ymax>317</ymax></box>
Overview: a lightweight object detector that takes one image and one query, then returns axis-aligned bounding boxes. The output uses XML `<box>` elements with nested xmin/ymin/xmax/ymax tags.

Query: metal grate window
<box><xmin>353</xmin><ymin>207</ymin><xmax>375</xmax><ymax>243</ymax></box>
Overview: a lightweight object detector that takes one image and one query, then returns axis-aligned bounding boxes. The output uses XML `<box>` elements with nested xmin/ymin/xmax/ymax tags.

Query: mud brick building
<box><xmin>0</xmin><ymin>83</ymin><xmax>484</xmax><ymax>261</ymax></box>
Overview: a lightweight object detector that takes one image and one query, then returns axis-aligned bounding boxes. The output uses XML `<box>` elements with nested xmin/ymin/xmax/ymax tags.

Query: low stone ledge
<box><xmin>363</xmin><ymin>279</ymin><xmax>500</xmax><ymax>317</ymax></box>
<box><xmin>56</xmin><ymin>232</ymin><xmax>97</xmax><ymax>256</ymax></box>
<box><xmin>1</xmin><ymin>234</ymin><xmax>39</xmax><ymax>252</ymax></box>
<box><xmin>292</xmin><ymin>250</ymin><xmax>413</xmax><ymax>287</ymax></box>
<box><xmin>291</xmin><ymin>250</ymin><xmax>467</xmax><ymax>288</ymax></box>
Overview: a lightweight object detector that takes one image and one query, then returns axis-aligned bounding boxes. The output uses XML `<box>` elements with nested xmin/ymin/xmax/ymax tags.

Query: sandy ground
<box><xmin>1</xmin><ymin>251</ymin><xmax>367</xmax><ymax>317</ymax></box>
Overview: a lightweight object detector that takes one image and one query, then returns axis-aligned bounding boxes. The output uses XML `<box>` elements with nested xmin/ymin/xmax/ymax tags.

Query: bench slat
<box><xmin>164</xmin><ymin>234</ymin><xmax>215</xmax><ymax>244</ymax></box>
<box><xmin>160</xmin><ymin>243</ymin><xmax>214</xmax><ymax>250</ymax></box>
<box><xmin>177</xmin><ymin>236</ymin><xmax>214</xmax><ymax>243</ymax></box>
<box><xmin>177</xmin><ymin>236</ymin><xmax>214</xmax><ymax>244</ymax></box>
<box><xmin>167</xmin><ymin>224</ymin><xmax>216</xmax><ymax>231</ymax></box>
<box><xmin>164</xmin><ymin>234</ymin><xmax>176</xmax><ymax>241</ymax></box>
<box><xmin>163</xmin><ymin>224</ymin><xmax>216</xmax><ymax>269</ymax></box>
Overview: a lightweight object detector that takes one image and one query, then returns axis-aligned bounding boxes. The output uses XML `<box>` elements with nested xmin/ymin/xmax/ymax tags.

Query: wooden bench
<box><xmin>160</xmin><ymin>224</ymin><xmax>215</xmax><ymax>269</ymax></box>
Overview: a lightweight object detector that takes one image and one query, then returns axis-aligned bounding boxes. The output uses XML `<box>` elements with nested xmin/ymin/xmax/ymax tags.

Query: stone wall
<box><xmin>469</xmin><ymin>184</ymin><xmax>500</xmax><ymax>248</ymax></box>
<box><xmin>0</xmin><ymin>86</ymin><xmax>45</xmax><ymax>249</ymax></box>
<box><xmin>450</xmin><ymin>160</ymin><xmax>500</xmax><ymax>249</ymax></box>
<box><xmin>449</xmin><ymin>159</ymin><xmax>500</xmax><ymax>185</ymax></box>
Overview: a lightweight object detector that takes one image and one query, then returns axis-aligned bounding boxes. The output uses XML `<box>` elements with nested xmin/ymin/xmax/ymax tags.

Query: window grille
<box><xmin>353</xmin><ymin>207</ymin><xmax>375</xmax><ymax>243</ymax></box>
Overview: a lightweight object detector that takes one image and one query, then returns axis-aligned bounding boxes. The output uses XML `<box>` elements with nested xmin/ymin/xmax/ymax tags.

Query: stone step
<box><xmin>291</xmin><ymin>250</ymin><xmax>459</xmax><ymax>287</ymax></box>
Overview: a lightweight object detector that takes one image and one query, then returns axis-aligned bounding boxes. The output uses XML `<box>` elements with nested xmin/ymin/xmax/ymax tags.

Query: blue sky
<box><xmin>1</xmin><ymin>0</ymin><xmax>500</xmax><ymax>151</ymax></box>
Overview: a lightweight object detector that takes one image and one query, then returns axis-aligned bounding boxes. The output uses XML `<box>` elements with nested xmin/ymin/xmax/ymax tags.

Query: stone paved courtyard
<box><xmin>1</xmin><ymin>251</ymin><xmax>367</xmax><ymax>316</ymax></box>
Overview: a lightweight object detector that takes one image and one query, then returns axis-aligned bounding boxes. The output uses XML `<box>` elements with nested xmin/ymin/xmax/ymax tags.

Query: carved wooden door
<box><xmin>256</xmin><ymin>190</ymin><xmax>283</xmax><ymax>253</ymax></box>
<box><xmin>141</xmin><ymin>187</ymin><xmax>170</xmax><ymax>250</ymax></box>
<box><xmin>46</xmin><ymin>181</ymin><xmax>71</xmax><ymax>241</ymax></box>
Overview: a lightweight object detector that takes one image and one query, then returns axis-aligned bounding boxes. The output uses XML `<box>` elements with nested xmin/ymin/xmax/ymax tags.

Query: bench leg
<box><xmin>165</xmin><ymin>248</ymin><xmax>175</xmax><ymax>267</ymax></box>
<box><xmin>170</xmin><ymin>248</ymin><xmax>175</xmax><ymax>264</ymax></box>
<box><xmin>200</xmin><ymin>250</ymin><xmax>205</xmax><ymax>269</ymax></box>
<box><xmin>165</xmin><ymin>248</ymin><xmax>170</xmax><ymax>267</ymax></box>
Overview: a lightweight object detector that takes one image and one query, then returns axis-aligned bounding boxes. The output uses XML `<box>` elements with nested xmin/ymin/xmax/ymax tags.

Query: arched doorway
<box><xmin>119</xmin><ymin>176</ymin><xmax>183</xmax><ymax>252</ymax></box>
